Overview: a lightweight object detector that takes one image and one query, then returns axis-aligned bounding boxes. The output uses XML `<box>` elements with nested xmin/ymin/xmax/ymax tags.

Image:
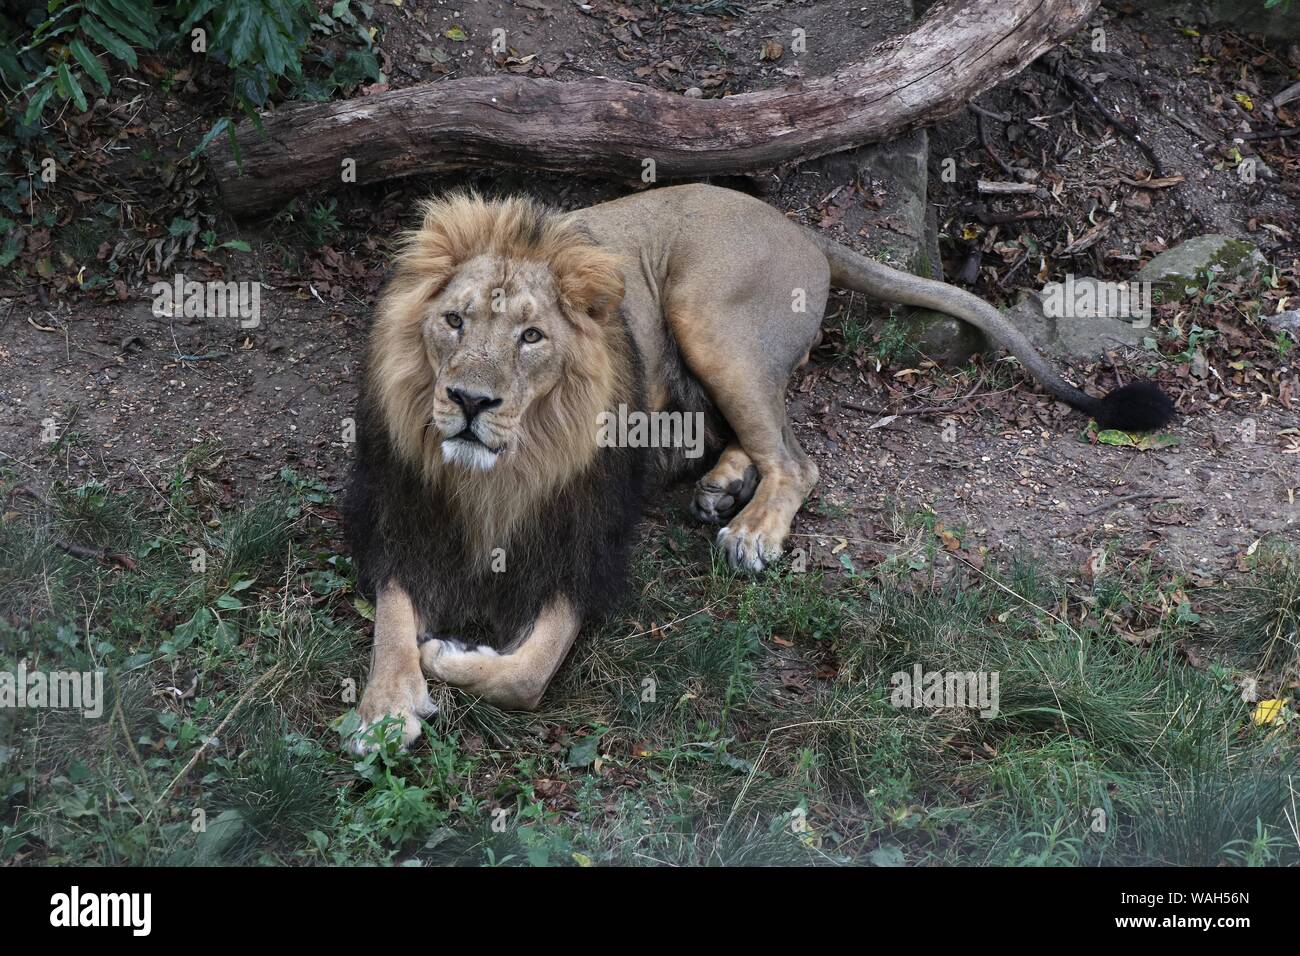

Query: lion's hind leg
<box><xmin>714</xmin><ymin>410</ymin><xmax>818</xmax><ymax>573</ymax></box>
<box><xmin>667</xmin><ymin>320</ymin><xmax>820</xmax><ymax>572</ymax></box>
<box><xmin>682</xmin><ymin>354</ymin><xmax>818</xmax><ymax>572</ymax></box>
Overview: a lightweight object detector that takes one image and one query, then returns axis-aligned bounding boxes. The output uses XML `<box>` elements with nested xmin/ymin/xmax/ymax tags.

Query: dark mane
<box><xmin>345</xmin><ymin>325</ymin><xmax>650</xmax><ymax>648</ymax></box>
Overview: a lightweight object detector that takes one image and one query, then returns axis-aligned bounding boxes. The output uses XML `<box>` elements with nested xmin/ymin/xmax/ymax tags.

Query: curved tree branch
<box><xmin>210</xmin><ymin>0</ymin><xmax>1100</xmax><ymax>217</ymax></box>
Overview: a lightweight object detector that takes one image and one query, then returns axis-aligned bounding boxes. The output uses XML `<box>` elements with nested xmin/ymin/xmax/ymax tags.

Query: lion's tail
<box><xmin>805</xmin><ymin>230</ymin><xmax>1174</xmax><ymax>432</ymax></box>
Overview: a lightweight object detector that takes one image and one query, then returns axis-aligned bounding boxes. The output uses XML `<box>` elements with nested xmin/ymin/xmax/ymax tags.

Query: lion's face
<box><xmin>423</xmin><ymin>255</ymin><xmax>569</xmax><ymax>471</ymax></box>
<box><xmin>369</xmin><ymin>192</ymin><xmax>628</xmax><ymax>533</ymax></box>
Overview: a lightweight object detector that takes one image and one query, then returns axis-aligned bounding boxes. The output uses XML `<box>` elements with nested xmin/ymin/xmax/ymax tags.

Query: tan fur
<box><xmin>421</xmin><ymin>597</ymin><xmax>581</xmax><ymax>710</ymax></box>
<box><xmin>350</xmin><ymin>583</ymin><xmax>434</xmax><ymax>752</ymax></box>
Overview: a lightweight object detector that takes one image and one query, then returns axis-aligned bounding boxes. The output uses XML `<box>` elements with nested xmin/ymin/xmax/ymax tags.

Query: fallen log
<box><xmin>209</xmin><ymin>0</ymin><xmax>1099</xmax><ymax>217</ymax></box>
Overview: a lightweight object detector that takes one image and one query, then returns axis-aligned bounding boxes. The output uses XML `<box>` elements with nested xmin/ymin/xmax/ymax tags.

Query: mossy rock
<box><xmin>1135</xmin><ymin>235</ymin><xmax>1266</xmax><ymax>302</ymax></box>
<box><xmin>896</xmin><ymin>309</ymin><xmax>985</xmax><ymax>365</ymax></box>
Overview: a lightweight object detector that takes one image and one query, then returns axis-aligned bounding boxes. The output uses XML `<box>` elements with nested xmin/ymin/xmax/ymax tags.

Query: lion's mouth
<box><xmin>440</xmin><ymin>427</ymin><xmax>505</xmax><ymax>472</ymax></box>
<box><xmin>449</xmin><ymin>428</ymin><xmax>504</xmax><ymax>455</ymax></box>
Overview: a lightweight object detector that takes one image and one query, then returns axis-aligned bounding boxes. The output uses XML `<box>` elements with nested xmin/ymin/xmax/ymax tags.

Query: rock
<box><xmin>813</xmin><ymin>129</ymin><xmax>980</xmax><ymax>366</ymax></box>
<box><xmin>1004</xmin><ymin>277</ymin><xmax>1154</xmax><ymax>359</ymax></box>
<box><xmin>1265</xmin><ymin>309</ymin><xmax>1300</xmax><ymax>342</ymax></box>
<box><xmin>902</xmin><ymin>310</ymin><xmax>985</xmax><ymax>363</ymax></box>
<box><xmin>1135</xmin><ymin>234</ymin><xmax>1266</xmax><ymax>301</ymax></box>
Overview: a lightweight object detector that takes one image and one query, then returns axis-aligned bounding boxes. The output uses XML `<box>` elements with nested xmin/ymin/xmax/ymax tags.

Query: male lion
<box><xmin>345</xmin><ymin>184</ymin><xmax>1171</xmax><ymax>749</ymax></box>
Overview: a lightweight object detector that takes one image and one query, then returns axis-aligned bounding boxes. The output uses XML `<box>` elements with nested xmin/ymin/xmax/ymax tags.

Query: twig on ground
<box><xmin>6</xmin><ymin>483</ymin><xmax>138</xmax><ymax>570</ymax></box>
<box><xmin>973</xmin><ymin>107</ymin><xmax>1016</xmax><ymax>177</ymax></box>
<box><xmin>977</xmin><ymin>179</ymin><xmax>1038</xmax><ymax>195</ymax></box>
<box><xmin>1078</xmin><ymin>491</ymin><xmax>1162</xmax><ymax>516</ymax></box>
<box><xmin>964</xmin><ymin>204</ymin><xmax>1045</xmax><ymax>226</ymax></box>
<box><xmin>1268</xmin><ymin>80</ymin><xmax>1300</xmax><ymax>110</ymax></box>
<box><xmin>968</xmin><ymin>101</ymin><xmax>1012</xmax><ymax>123</ymax></box>
<box><xmin>841</xmin><ymin>372</ymin><xmax>989</xmax><ymax>418</ymax></box>
<box><xmin>998</xmin><ymin>249</ymin><xmax>1032</xmax><ymax>288</ymax></box>
<box><xmin>1239</xmin><ymin>126</ymin><xmax>1300</xmax><ymax>142</ymax></box>
<box><xmin>1054</xmin><ymin>59</ymin><xmax>1165</xmax><ymax>177</ymax></box>
<box><xmin>153</xmin><ymin>664</ymin><xmax>285</xmax><ymax>808</ymax></box>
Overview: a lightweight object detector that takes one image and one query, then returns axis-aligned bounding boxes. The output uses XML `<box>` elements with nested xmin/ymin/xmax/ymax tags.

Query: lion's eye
<box><xmin>444</xmin><ymin>311</ymin><xmax>463</xmax><ymax>330</ymax></box>
<box><xmin>521</xmin><ymin>327</ymin><xmax>544</xmax><ymax>344</ymax></box>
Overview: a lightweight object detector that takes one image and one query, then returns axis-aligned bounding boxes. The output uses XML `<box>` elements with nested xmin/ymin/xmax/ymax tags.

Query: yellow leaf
<box><xmin>1253</xmin><ymin>699</ymin><xmax>1284</xmax><ymax>726</ymax></box>
<box><xmin>1234</xmin><ymin>92</ymin><xmax>1254</xmax><ymax>111</ymax></box>
<box><xmin>935</xmin><ymin>524</ymin><xmax>961</xmax><ymax>551</ymax></box>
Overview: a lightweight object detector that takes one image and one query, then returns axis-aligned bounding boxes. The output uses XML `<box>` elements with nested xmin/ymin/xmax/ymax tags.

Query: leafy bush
<box><xmin>0</xmin><ymin>0</ymin><xmax>381</xmax><ymax>271</ymax></box>
<box><xmin>0</xmin><ymin>0</ymin><xmax>380</xmax><ymax>167</ymax></box>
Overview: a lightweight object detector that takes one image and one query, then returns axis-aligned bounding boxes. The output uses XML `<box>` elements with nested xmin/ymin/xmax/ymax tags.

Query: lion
<box><xmin>344</xmin><ymin>184</ymin><xmax>1172</xmax><ymax>749</ymax></box>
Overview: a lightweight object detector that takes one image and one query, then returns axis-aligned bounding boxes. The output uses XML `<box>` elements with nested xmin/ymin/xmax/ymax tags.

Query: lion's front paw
<box><xmin>349</xmin><ymin>672</ymin><xmax>437</xmax><ymax>755</ymax></box>
<box><xmin>716</xmin><ymin>522</ymin><xmax>783</xmax><ymax>573</ymax></box>
<box><xmin>419</xmin><ymin>637</ymin><xmax>500</xmax><ymax>682</ymax></box>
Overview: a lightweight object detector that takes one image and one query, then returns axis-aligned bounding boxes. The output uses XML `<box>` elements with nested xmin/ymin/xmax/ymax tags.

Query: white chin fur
<box><xmin>441</xmin><ymin>438</ymin><xmax>500</xmax><ymax>472</ymax></box>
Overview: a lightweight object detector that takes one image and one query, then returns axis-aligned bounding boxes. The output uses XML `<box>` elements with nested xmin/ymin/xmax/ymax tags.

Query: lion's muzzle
<box><xmin>446</xmin><ymin>386</ymin><xmax>502</xmax><ymax>423</ymax></box>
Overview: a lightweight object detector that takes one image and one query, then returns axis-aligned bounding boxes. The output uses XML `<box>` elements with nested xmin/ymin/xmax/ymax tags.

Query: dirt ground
<box><xmin>2</xmin><ymin>1</ymin><xmax>1299</xmax><ymax>587</ymax></box>
<box><xmin>3</xmin><ymin>296</ymin><xmax>1296</xmax><ymax>583</ymax></box>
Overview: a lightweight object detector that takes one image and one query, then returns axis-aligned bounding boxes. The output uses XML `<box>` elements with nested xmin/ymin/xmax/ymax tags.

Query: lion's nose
<box><xmin>446</xmin><ymin>387</ymin><xmax>502</xmax><ymax>422</ymax></box>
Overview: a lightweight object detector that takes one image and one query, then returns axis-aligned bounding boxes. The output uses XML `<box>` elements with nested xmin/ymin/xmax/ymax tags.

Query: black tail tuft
<box><xmin>1091</xmin><ymin>381</ymin><xmax>1175</xmax><ymax>432</ymax></box>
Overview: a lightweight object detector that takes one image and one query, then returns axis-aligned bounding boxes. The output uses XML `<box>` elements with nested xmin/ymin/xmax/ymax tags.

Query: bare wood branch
<box><xmin>209</xmin><ymin>0</ymin><xmax>1100</xmax><ymax>216</ymax></box>
<box><xmin>1270</xmin><ymin>80</ymin><xmax>1300</xmax><ymax>110</ymax></box>
<box><xmin>976</xmin><ymin>179</ymin><xmax>1039</xmax><ymax>195</ymax></box>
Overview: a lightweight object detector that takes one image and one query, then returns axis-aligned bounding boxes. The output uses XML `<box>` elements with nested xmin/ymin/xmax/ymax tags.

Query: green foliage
<box><xmin>2</xmin><ymin>1</ymin><xmax>161</xmax><ymax>129</ymax></box>
<box><xmin>0</xmin><ymin>1</ymin><xmax>383</xmax><ymax>278</ymax></box>
<box><xmin>4</xmin><ymin>465</ymin><xmax>1299</xmax><ymax>866</ymax></box>
<box><xmin>1</xmin><ymin>1</ymin><xmax>381</xmax><ymax>152</ymax></box>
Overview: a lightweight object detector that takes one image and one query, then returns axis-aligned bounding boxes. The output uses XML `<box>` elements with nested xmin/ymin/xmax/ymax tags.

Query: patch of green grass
<box><xmin>874</xmin><ymin>315</ymin><xmax>911</xmax><ymax>365</ymax></box>
<box><xmin>1203</xmin><ymin>542</ymin><xmax>1300</xmax><ymax>674</ymax></box>
<box><xmin>2</xmin><ymin>471</ymin><xmax>1297</xmax><ymax>867</ymax></box>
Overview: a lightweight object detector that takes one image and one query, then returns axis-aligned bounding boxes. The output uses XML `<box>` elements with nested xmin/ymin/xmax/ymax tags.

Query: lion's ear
<box><xmin>391</xmin><ymin>191</ymin><xmax>491</xmax><ymax>297</ymax></box>
<box><xmin>555</xmin><ymin>245</ymin><xmax>626</xmax><ymax>324</ymax></box>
